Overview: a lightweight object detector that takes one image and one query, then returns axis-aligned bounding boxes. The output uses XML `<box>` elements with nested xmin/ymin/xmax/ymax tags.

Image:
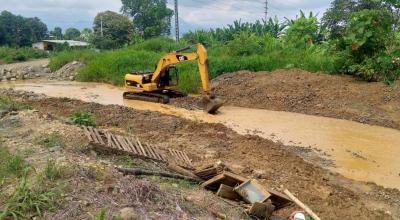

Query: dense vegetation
<box><xmin>0</xmin><ymin>47</ymin><xmax>48</xmax><ymax>64</ymax></box>
<box><xmin>49</xmin><ymin>0</ymin><xmax>400</xmax><ymax>92</ymax></box>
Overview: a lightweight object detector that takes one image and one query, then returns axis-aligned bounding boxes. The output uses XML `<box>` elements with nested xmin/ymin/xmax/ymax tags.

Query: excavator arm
<box><xmin>151</xmin><ymin>43</ymin><xmax>211</xmax><ymax>94</ymax></box>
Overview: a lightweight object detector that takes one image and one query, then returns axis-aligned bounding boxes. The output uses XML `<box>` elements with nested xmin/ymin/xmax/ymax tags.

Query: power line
<box><xmin>265</xmin><ymin>0</ymin><xmax>268</xmax><ymax>20</ymax></box>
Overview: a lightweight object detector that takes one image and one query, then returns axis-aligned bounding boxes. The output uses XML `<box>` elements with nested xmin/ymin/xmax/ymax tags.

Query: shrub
<box><xmin>284</xmin><ymin>11</ymin><xmax>320</xmax><ymax>48</ymax></box>
<box><xmin>71</xmin><ymin>112</ymin><xmax>96</xmax><ymax>127</ymax></box>
<box><xmin>226</xmin><ymin>31</ymin><xmax>264</xmax><ymax>56</ymax></box>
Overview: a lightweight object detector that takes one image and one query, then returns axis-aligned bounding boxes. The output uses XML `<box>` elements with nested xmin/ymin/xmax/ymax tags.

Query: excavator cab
<box><xmin>158</xmin><ymin>66</ymin><xmax>179</xmax><ymax>88</ymax></box>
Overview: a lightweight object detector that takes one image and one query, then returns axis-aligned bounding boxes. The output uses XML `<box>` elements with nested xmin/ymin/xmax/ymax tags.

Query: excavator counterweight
<box><xmin>123</xmin><ymin>43</ymin><xmax>223</xmax><ymax>114</ymax></box>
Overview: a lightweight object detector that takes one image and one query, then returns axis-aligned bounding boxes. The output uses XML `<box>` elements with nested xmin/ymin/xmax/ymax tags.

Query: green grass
<box><xmin>0</xmin><ymin>95</ymin><xmax>31</xmax><ymax>111</ymax></box>
<box><xmin>0</xmin><ymin>47</ymin><xmax>48</xmax><ymax>64</ymax></box>
<box><xmin>0</xmin><ymin>147</ymin><xmax>30</xmax><ymax>180</ymax></box>
<box><xmin>42</xmin><ymin>159</ymin><xmax>61</xmax><ymax>181</ymax></box>
<box><xmin>0</xmin><ymin>145</ymin><xmax>61</xmax><ymax>219</ymax></box>
<box><xmin>34</xmin><ymin>133</ymin><xmax>65</xmax><ymax>149</ymax></box>
<box><xmin>0</xmin><ymin>174</ymin><xmax>61</xmax><ymax>219</ymax></box>
<box><xmin>49</xmin><ymin>37</ymin><xmax>338</xmax><ymax>93</ymax></box>
<box><xmin>70</xmin><ymin>112</ymin><xmax>96</xmax><ymax>127</ymax></box>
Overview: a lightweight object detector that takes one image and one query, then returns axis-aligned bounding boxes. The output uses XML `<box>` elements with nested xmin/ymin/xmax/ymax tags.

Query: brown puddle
<box><xmin>2</xmin><ymin>80</ymin><xmax>400</xmax><ymax>189</ymax></box>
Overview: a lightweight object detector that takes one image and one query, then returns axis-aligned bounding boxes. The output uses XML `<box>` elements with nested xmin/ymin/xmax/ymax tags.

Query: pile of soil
<box><xmin>209</xmin><ymin>69</ymin><xmax>400</xmax><ymax>130</ymax></box>
<box><xmin>48</xmin><ymin>61</ymin><xmax>83</xmax><ymax>81</ymax></box>
<box><xmin>4</xmin><ymin>89</ymin><xmax>400</xmax><ymax>220</ymax></box>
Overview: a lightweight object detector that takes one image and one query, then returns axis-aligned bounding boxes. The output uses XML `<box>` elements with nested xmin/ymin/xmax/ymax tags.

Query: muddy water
<box><xmin>2</xmin><ymin>80</ymin><xmax>400</xmax><ymax>189</ymax></box>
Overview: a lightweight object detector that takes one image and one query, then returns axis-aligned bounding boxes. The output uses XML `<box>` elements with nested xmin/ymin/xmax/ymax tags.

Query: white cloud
<box><xmin>0</xmin><ymin>0</ymin><xmax>331</xmax><ymax>32</ymax></box>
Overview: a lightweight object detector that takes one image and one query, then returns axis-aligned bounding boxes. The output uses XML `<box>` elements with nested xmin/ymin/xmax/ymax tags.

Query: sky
<box><xmin>0</xmin><ymin>0</ymin><xmax>331</xmax><ymax>33</ymax></box>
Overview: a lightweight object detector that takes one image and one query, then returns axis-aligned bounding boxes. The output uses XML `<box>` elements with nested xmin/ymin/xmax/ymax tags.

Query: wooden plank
<box><xmin>105</xmin><ymin>132</ymin><xmax>114</xmax><ymax>148</ymax></box>
<box><xmin>150</xmin><ymin>145</ymin><xmax>163</xmax><ymax>161</ymax></box>
<box><xmin>201</xmin><ymin>174</ymin><xmax>225</xmax><ymax>189</ymax></box>
<box><xmin>82</xmin><ymin>127</ymin><xmax>93</xmax><ymax>142</ymax></box>
<box><xmin>124</xmin><ymin>137</ymin><xmax>138</xmax><ymax>154</ymax></box>
<box><xmin>87</xmin><ymin>127</ymin><xmax>100</xmax><ymax>144</ymax></box>
<box><xmin>136</xmin><ymin>138</ymin><xmax>147</xmax><ymax>157</ymax></box>
<box><xmin>116</xmin><ymin>135</ymin><xmax>130</xmax><ymax>152</ymax></box>
<box><xmin>144</xmin><ymin>144</ymin><xmax>157</xmax><ymax>159</ymax></box>
<box><xmin>94</xmin><ymin>128</ymin><xmax>105</xmax><ymax>145</ymax></box>
<box><xmin>111</xmin><ymin>134</ymin><xmax>124</xmax><ymax>151</ymax></box>
<box><xmin>216</xmin><ymin>184</ymin><xmax>241</xmax><ymax>201</ymax></box>
<box><xmin>181</xmin><ymin>151</ymin><xmax>192</xmax><ymax>165</ymax></box>
<box><xmin>152</xmin><ymin>145</ymin><xmax>166</xmax><ymax>161</ymax></box>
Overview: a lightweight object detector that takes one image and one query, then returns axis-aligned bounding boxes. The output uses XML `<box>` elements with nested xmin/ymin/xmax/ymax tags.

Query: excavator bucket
<box><xmin>203</xmin><ymin>97</ymin><xmax>224</xmax><ymax>114</ymax></box>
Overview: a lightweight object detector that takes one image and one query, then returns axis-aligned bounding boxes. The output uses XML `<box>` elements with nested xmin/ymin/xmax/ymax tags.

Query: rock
<box><xmin>44</xmin><ymin>68</ymin><xmax>51</xmax><ymax>73</ymax></box>
<box><xmin>27</xmin><ymin>66</ymin><xmax>34</xmax><ymax>72</ymax></box>
<box><xmin>0</xmin><ymin>69</ymin><xmax>4</xmax><ymax>75</ymax></box>
<box><xmin>2</xmin><ymin>76</ymin><xmax>6</xmax><ymax>81</ymax></box>
<box><xmin>119</xmin><ymin>207</ymin><xmax>138</xmax><ymax>220</ymax></box>
<box><xmin>10</xmin><ymin>78</ymin><xmax>16</xmax><ymax>81</ymax></box>
<box><xmin>69</xmin><ymin>76</ymin><xmax>75</xmax><ymax>81</ymax></box>
<box><xmin>35</xmin><ymin>74</ymin><xmax>40</xmax><ymax>77</ymax></box>
<box><xmin>42</xmin><ymin>64</ymin><xmax>49</xmax><ymax>68</ymax></box>
<box><xmin>72</xmin><ymin>61</ymin><xmax>78</xmax><ymax>65</ymax></box>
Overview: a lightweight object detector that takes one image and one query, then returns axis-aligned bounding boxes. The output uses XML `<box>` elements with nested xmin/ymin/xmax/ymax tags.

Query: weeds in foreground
<box><xmin>0</xmin><ymin>173</ymin><xmax>61</xmax><ymax>219</ymax></box>
<box><xmin>70</xmin><ymin>112</ymin><xmax>96</xmax><ymax>127</ymax></box>
<box><xmin>0</xmin><ymin>95</ymin><xmax>31</xmax><ymax>111</ymax></box>
<box><xmin>0</xmin><ymin>147</ymin><xmax>29</xmax><ymax>179</ymax></box>
<box><xmin>42</xmin><ymin>159</ymin><xmax>61</xmax><ymax>181</ymax></box>
<box><xmin>96</xmin><ymin>208</ymin><xmax>107</xmax><ymax>220</ymax></box>
<box><xmin>34</xmin><ymin>133</ymin><xmax>65</xmax><ymax>149</ymax></box>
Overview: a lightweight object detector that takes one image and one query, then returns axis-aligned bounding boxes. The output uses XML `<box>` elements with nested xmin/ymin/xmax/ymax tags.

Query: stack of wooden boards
<box><xmin>194</xmin><ymin>164</ymin><xmax>293</xmax><ymax>219</ymax></box>
<box><xmin>81</xmin><ymin>126</ymin><xmax>193</xmax><ymax>169</ymax></box>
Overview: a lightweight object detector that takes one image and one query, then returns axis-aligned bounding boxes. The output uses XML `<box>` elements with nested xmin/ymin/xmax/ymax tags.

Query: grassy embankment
<box><xmin>0</xmin><ymin>47</ymin><xmax>48</xmax><ymax>64</ymax></box>
<box><xmin>49</xmin><ymin>37</ymin><xmax>337</xmax><ymax>93</ymax></box>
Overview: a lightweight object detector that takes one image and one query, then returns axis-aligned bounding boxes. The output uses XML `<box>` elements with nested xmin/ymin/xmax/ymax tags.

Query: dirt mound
<box><xmin>49</xmin><ymin>61</ymin><xmax>83</xmax><ymax>81</ymax></box>
<box><xmin>3</xmin><ymin>89</ymin><xmax>400</xmax><ymax>220</ymax></box>
<box><xmin>210</xmin><ymin>69</ymin><xmax>400</xmax><ymax>130</ymax></box>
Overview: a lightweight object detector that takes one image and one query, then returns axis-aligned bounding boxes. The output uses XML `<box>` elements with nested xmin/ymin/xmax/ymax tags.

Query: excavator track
<box><xmin>123</xmin><ymin>92</ymin><xmax>170</xmax><ymax>104</ymax></box>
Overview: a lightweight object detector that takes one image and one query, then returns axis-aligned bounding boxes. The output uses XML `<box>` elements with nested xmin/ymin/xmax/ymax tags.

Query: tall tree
<box><xmin>323</xmin><ymin>0</ymin><xmax>400</xmax><ymax>39</ymax></box>
<box><xmin>92</xmin><ymin>11</ymin><xmax>134</xmax><ymax>49</ymax></box>
<box><xmin>0</xmin><ymin>10</ymin><xmax>47</xmax><ymax>46</ymax></box>
<box><xmin>64</xmin><ymin>28</ymin><xmax>81</xmax><ymax>40</ymax></box>
<box><xmin>50</xmin><ymin>27</ymin><xmax>63</xmax><ymax>40</ymax></box>
<box><xmin>121</xmin><ymin>0</ymin><xmax>173</xmax><ymax>38</ymax></box>
<box><xmin>79</xmin><ymin>28</ymin><xmax>93</xmax><ymax>42</ymax></box>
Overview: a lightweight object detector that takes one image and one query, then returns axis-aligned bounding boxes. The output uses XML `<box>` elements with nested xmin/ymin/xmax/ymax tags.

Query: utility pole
<box><xmin>100</xmin><ymin>16</ymin><xmax>104</xmax><ymax>37</ymax></box>
<box><xmin>174</xmin><ymin>0</ymin><xmax>180</xmax><ymax>41</ymax></box>
<box><xmin>264</xmin><ymin>0</ymin><xmax>268</xmax><ymax>21</ymax></box>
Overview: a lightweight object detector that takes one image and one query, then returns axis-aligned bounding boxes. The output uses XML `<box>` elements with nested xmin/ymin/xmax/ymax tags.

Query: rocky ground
<box><xmin>0</xmin><ymin>59</ymin><xmax>51</xmax><ymax>81</ymax></box>
<box><xmin>1</xmin><ymin>89</ymin><xmax>400</xmax><ymax>220</ymax></box>
<box><xmin>0</xmin><ymin>59</ymin><xmax>83</xmax><ymax>82</ymax></box>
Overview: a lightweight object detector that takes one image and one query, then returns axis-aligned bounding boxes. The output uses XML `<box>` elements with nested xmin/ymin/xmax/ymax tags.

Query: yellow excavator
<box><xmin>123</xmin><ymin>43</ymin><xmax>223</xmax><ymax>114</ymax></box>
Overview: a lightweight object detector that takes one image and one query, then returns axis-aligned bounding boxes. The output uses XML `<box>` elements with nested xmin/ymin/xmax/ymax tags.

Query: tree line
<box><xmin>0</xmin><ymin>0</ymin><xmax>173</xmax><ymax>48</ymax></box>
